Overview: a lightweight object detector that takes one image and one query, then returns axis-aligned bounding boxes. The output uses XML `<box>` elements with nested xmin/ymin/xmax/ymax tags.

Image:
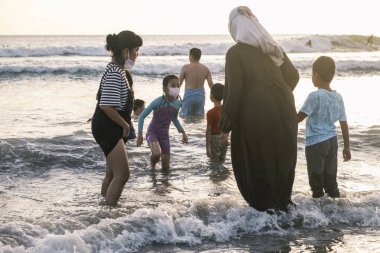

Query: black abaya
<box><xmin>219</xmin><ymin>43</ymin><xmax>299</xmax><ymax>211</ymax></box>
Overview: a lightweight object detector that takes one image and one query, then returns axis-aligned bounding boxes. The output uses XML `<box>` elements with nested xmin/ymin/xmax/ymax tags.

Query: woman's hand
<box><xmin>137</xmin><ymin>133</ymin><xmax>143</xmax><ymax>146</ymax></box>
<box><xmin>122</xmin><ymin>124</ymin><xmax>130</xmax><ymax>138</ymax></box>
<box><xmin>220</xmin><ymin>132</ymin><xmax>229</xmax><ymax>146</ymax></box>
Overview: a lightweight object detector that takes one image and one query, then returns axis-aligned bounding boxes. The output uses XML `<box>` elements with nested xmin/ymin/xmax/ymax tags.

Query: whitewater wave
<box><xmin>0</xmin><ymin>46</ymin><xmax>107</xmax><ymax>57</ymax></box>
<box><xmin>282</xmin><ymin>34</ymin><xmax>379</xmax><ymax>53</ymax></box>
<box><xmin>0</xmin><ymin>35</ymin><xmax>378</xmax><ymax>57</ymax></box>
<box><xmin>0</xmin><ymin>58</ymin><xmax>379</xmax><ymax>77</ymax></box>
<box><xmin>0</xmin><ymin>194</ymin><xmax>379</xmax><ymax>252</ymax></box>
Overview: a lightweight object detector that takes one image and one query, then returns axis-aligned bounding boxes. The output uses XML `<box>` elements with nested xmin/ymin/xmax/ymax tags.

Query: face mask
<box><xmin>168</xmin><ymin>87</ymin><xmax>180</xmax><ymax>98</ymax></box>
<box><xmin>124</xmin><ymin>59</ymin><xmax>135</xmax><ymax>70</ymax></box>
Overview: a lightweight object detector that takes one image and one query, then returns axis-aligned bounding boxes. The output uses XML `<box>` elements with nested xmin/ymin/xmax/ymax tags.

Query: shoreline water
<box><xmin>0</xmin><ymin>34</ymin><xmax>379</xmax><ymax>252</ymax></box>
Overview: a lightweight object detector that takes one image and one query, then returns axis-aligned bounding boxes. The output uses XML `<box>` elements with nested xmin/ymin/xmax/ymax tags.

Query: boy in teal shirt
<box><xmin>298</xmin><ymin>56</ymin><xmax>351</xmax><ymax>198</ymax></box>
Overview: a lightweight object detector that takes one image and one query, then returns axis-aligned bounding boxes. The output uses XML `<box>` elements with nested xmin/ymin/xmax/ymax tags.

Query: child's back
<box><xmin>207</xmin><ymin>105</ymin><xmax>223</xmax><ymax>134</ymax></box>
<box><xmin>206</xmin><ymin>83</ymin><xmax>227</xmax><ymax>162</ymax></box>
<box><xmin>298</xmin><ymin>56</ymin><xmax>351</xmax><ymax>198</ymax></box>
<box><xmin>301</xmin><ymin>89</ymin><xmax>346</xmax><ymax>146</ymax></box>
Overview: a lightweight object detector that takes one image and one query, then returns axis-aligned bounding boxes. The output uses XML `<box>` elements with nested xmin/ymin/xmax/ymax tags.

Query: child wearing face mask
<box><xmin>137</xmin><ymin>75</ymin><xmax>188</xmax><ymax>170</ymax></box>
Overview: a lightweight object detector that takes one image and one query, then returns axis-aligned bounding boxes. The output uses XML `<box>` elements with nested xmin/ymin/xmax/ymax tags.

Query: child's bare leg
<box><xmin>219</xmin><ymin>144</ymin><xmax>228</xmax><ymax>163</ymax></box>
<box><xmin>210</xmin><ymin>136</ymin><xmax>220</xmax><ymax>162</ymax></box>
<box><xmin>149</xmin><ymin>141</ymin><xmax>161</xmax><ymax>168</ymax></box>
<box><xmin>161</xmin><ymin>154</ymin><xmax>170</xmax><ymax>171</ymax></box>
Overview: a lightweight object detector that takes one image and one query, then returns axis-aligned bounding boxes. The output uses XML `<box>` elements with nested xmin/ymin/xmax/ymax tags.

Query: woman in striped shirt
<box><xmin>91</xmin><ymin>30</ymin><xmax>143</xmax><ymax>205</ymax></box>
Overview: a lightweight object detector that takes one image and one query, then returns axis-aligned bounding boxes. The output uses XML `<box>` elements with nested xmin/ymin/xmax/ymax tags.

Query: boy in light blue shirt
<box><xmin>298</xmin><ymin>56</ymin><xmax>351</xmax><ymax>198</ymax></box>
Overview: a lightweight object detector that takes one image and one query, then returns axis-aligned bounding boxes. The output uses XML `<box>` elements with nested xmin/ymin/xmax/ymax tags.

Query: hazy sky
<box><xmin>0</xmin><ymin>0</ymin><xmax>378</xmax><ymax>36</ymax></box>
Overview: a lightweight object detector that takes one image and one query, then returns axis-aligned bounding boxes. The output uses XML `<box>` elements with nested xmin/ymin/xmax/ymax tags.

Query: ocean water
<box><xmin>0</xmin><ymin>34</ymin><xmax>379</xmax><ymax>253</ymax></box>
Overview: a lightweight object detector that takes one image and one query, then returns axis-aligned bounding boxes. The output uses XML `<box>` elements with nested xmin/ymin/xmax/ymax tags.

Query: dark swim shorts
<box><xmin>91</xmin><ymin>108</ymin><xmax>126</xmax><ymax>157</ymax></box>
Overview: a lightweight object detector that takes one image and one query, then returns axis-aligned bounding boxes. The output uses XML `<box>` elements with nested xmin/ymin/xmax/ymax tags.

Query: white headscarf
<box><xmin>228</xmin><ymin>6</ymin><xmax>284</xmax><ymax>66</ymax></box>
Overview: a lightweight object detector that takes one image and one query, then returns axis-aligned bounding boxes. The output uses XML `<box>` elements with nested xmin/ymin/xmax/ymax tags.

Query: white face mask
<box><xmin>124</xmin><ymin>59</ymin><xmax>135</xmax><ymax>70</ymax></box>
<box><xmin>168</xmin><ymin>87</ymin><xmax>180</xmax><ymax>98</ymax></box>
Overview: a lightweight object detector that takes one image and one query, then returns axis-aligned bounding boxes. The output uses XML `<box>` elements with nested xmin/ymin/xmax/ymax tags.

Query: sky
<box><xmin>0</xmin><ymin>0</ymin><xmax>378</xmax><ymax>36</ymax></box>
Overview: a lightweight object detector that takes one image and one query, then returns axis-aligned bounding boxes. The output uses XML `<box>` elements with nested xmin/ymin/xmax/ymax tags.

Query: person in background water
<box><xmin>179</xmin><ymin>48</ymin><xmax>213</xmax><ymax>116</ymax></box>
<box><xmin>206</xmin><ymin>83</ymin><xmax>228</xmax><ymax>163</ymax></box>
<box><xmin>128</xmin><ymin>99</ymin><xmax>146</xmax><ymax>140</ymax></box>
<box><xmin>91</xmin><ymin>30</ymin><xmax>142</xmax><ymax>205</ymax></box>
<box><xmin>298</xmin><ymin>56</ymin><xmax>351</xmax><ymax>198</ymax></box>
<box><xmin>132</xmin><ymin>99</ymin><xmax>145</xmax><ymax>120</ymax></box>
<box><xmin>137</xmin><ymin>75</ymin><xmax>188</xmax><ymax>170</ymax></box>
<box><xmin>219</xmin><ymin>6</ymin><xmax>300</xmax><ymax>212</ymax></box>
<box><xmin>366</xmin><ymin>34</ymin><xmax>374</xmax><ymax>46</ymax></box>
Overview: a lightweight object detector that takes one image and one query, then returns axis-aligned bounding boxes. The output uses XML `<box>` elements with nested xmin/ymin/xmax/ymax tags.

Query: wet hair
<box><xmin>162</xmin><ymin>74</ymin><xmax>179</xmax><ymax>89</ymax></box>
<box><xmin>133</xmin><ymin>99</ymin><xmax>145</xmax><ymax>111</ymax></box>
<box><xmin>211</xmin><ymin>83</ymin><xmax>224</xmax><ymax>101</ymax></box>
<box><xmin>312</xmin><ymin>56</ymin><xmax>335</xmax><ymax>83</ymax></box>
<box><xmin>189</xmin><ymin>48</ymin><xmax>201</xmax><ymax>61</ymax></box>
<box><xmin>105</xmin><ymin>30</ymin><xmax>143</xmax><ymax>65</ymax></box>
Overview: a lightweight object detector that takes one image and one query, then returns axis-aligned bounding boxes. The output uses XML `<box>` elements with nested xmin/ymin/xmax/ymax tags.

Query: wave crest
<box><xmin>0</xmin><ymin>34</ymin><xmax>378</xmax><ymax>57</ymax></box>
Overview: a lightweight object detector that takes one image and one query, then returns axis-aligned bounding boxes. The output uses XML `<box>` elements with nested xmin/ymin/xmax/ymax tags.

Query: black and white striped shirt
<box><xmin>99</xmin><ymin>63</ymin><xmax>131</xmax><ymax>111</ymax></box>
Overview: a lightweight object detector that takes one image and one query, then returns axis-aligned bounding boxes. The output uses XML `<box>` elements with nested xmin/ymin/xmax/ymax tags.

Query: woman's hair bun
<box><xmin>105</xmin><ymin>33</ymin><xmax>117</xmax><ymax>52</ymax></box>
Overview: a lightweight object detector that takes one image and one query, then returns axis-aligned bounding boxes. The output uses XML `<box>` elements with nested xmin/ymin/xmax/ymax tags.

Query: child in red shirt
<box><xmin>206</xmin><ymin>83</ymin><xmax>228</xmax><ymax>162</ymax></box>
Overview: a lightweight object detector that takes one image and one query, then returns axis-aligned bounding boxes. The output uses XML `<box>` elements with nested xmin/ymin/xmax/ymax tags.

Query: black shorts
<box><xmin>91</xmin><ymin>107</ymin><xmax>128</xmax><ymax>157</ymax></box>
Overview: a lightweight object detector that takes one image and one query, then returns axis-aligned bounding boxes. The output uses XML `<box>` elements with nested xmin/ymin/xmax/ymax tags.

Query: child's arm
<box><xmin>181</xmin><ymin>130</ymin><xmax>188</xmax><ymax>144</ymax></box>
<box><xmin>136</xmin><ymin>100</ymin><xmax>155</xmax><ymax>146</ymax></box>
<box><xmin>297</xmin><ymin>111</ymin><xmax>308</xmax><ymax>123</ymax></box>
<box><xmin>339</xmin><ymin>121</ymin><xmax>351</xmax><ymax>161</ymax></box>
<box><xmin>172</xmin><ymin>111</ymin><xmax>188</xmax><ymax>143</ymax></box>
<box><xmin>205</xmin><ymin>110</ymin><xmax>213</xmax><ymax>157</ymax></box>
<box><xmin>206</xmin><ymin>125</ymin><xmax>211</xmax><ymax>158</ymax></box>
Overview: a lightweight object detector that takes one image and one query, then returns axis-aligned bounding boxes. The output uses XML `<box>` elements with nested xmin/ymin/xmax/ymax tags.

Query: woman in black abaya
<box><xmin>219</xmin><ymin>6</ymin><xmax>300</xmax><ymax>211</ymax></box>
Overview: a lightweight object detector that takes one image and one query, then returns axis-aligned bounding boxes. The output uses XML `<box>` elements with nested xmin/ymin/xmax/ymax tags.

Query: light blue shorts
<box><xmin>181</xmin><ymin>88</ymin><xmax>205</xmax><ymax>116</ymax></box>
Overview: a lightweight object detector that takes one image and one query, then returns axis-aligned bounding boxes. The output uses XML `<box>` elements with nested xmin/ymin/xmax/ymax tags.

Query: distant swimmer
<box><xmin>179</xmin><ymin>48</ymin><xmax>213</xmax><ymax>116</ymax></box>
<box><xmin>306</xmin><ymin>40</ymin><xmax>312</xmax><ymax>47</ymax></box>
<box><xmin>367</xmin><ymin>35</ymin><xmax>374</xmax><ymax>46</ymax></box>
